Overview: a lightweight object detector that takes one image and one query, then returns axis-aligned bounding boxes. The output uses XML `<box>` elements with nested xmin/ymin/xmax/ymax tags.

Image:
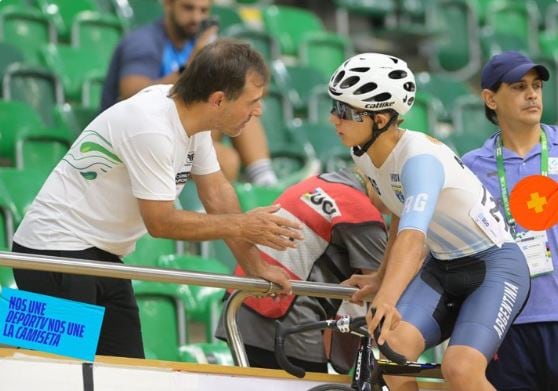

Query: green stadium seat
<box><xmin>415</xmin><ymin>72</ymin><xmax>474</xmax><ymax>122</ymax></box>
<box><xmin>428</xmin><ymin>0</ymin><xmax>481</xmax><ymax>81</ymax></box>
<box><xmin>262</xmin><ymin>5</ymin><xmax>325</xmax><ymax>57</ymax></box>
<box><xmin>535</xmin><ymin>56</ymin><xmax>558</xmax><ymax>124</ymax></box>
<box><xmin>258</xmin><ymin>117</ymin><xmax>319</xmax><ymax>187</ymax></box>
<box><xmin>0</xmin><ymin>221</ymin><xmax>10</xmax><ymax>252</ymax></box>
<box><xmin>333</xmin><ymin>0</ymin><xmax>396</xmax><ymax>35</ymax></box>
<box><xmin>41</xmin><ymin>43</ymin><xmax>108</xmax><ymax>102</ymax></box>
<box><xmin>0</xmin><ymin>99</ymin><xmax>70</xmax><ymax>172</ymax></box>
<box><xmin>175</xmin><ymin>181</ymin><xmax>205</xmax><ymax>256</ymax></box>
<box><xmin>0</xmin><ymin>267</ymin><xmax>16</xmax><ymax>291</ymax></box>
<box><xmin>0</xmin><ymin>168</ymin><xmax>50</xmax><ymax>225</ymax></box>
<box><xmin>298</xmin><ymin>32</ymin><xmax>352</xmax><ymax>80</ymax></box>
<box><xmin>469</xmin><ymin>0</ymin><xmax>490</xmax><ymax>24</ymax></box>
<box><xmin>71</xmin><ymin>11</ymin><xmax>124</xmax><ymax>64</ymax></box>
<box><xmin>445</xmin><ymin>94</ymin><xmax>497</xmax><ymax>156</ymax></box>
<box><xmin>0</xmin><ymin>6</ymin><xmax>56</xmax><ymax>64</ymax></box>
<box><xmin>379</xmin><ymin>0</ymin><xmax>440</xmax><ymax>41</ymax></box>
<box><xmin>234</xmin><ymin>182</ymin><xmax>283</xmax><ymax>211</ymax></box>
<box><xmin>292</xmin><ymin>120</ymin><xmax>350</xmax><ymax>172</ymax></box>
<box><xmin>177</xmin><ymin>179</ymin><xmax>204</xmax><ymax>213</ymax></box>
<box><xmin>271</xmin><ymin>62</ymin><xmax>327</xmax><ymax>117</ymax></box>
<box><xmin>538</xmin><ymin>30</ymin><xmax>558</xmax><ymax>59</ymax></box>
<box><xmin>123</xmin><ymin>233</ymin><xmax>176</xmax><ymax>267</ymax></box>
<box><xmin>545</xmin><ymin>2</ymin><xmax>558</xmax><ymax>32</ymax></box>
<box><xmin>133</xmin><ymin>280</ymin><xmax>195</xmax><ymax>361</ymax></box>
<box><xmin>484</xmin><ymin>0</ymin><xmax>539</xmax><ymax>56</ymax></box>
<box><xmin>125</xmin><ymin>0</ymin><xmax>163</xmax><ymax>28</ymax></box>
<box><xmin>158</xmin><ymin>254</ymin><xmax>229</xmax><ymax>342</ymax></box>
<box><xmin>90</xmin><ymin>0</ymin><xmax>120</xmax><ymax>17</ymax></box>
<box><xmin>307</xmin><ymin>86</ymin><xmax>332</xmax><ymax>124</ymax></box>
<box><xmin>536</xmin><ymin>0</ymin><xmax>558</xmax><ymax>20</ymax></box>
<box><xmin>260</xmin><ymin>83</ymin><xmax>294</xmax><ymax>145</ymax></box>
<box><xmin>334</xmin><ymin>0</ymin><xmax>395</xmax><ymax>17</ymax></box>
<box><xmin>480</xmin><ymin>29</ymin><xmax>531</xmax><ymax>60</ymax></box>
<box><xmin>223</xmin><ymin>25</ymin><xmax>280</xmax><ymax>64</ymax></box>
<box><xmin>0</xmin><ymin>100</ymin><xmax>45</xmax><ymax>164</ymax></box>
<box><xmin>80</xmin><ymin>71</ymin><xmax>105</xmax><ymax>108</ymax></box>
<box><xmin>270</xmin><ymin>139</ymin><xmax>320</xmax><ymax>188</ymax></box>
<box><xmin>0</xmin><ymin>42</ymin><xmax>25</xmax><ymax>79</ymax></box>
<box><xmin>2</xmin><ymin>63</ymin><xmax>64</xmax><ymax>127</ymax></box>
<box><xmin>401</xmin><ymin>91</ymin><xmax>443</xmax><ymax>135</ymax></box>
<box><xmin>0</xmin><ymin>192</ymin><xmax>16</xmax><ymax>251</ymax></box>
<box><xmin>233</xmin><ymin>0</ymin><xmax>271</xmax><ymax>5</ymax></box>
<box><xmin>211</xmin><ymin>4</ymin><xmax>244</xmax><ymax>32</ymax></box>
<box><xmin>36</xmin><ymin>0</ymin><xmax>99</xmax><ymax>42</ymax></box>
<box><xmin>0</xmin><ymin>0</ymin><xmax>33</xmax><ymax>9</ymax></box>
<box><xmin>200</xmin><ymin>240</ymin><xmax>236</xmax><ymax>275</ymax></box>
<box><xmin>179</xmin><ymin>341</ymin><xmax>233</xmax><ymax>365</ymax></box>
<box><xmin>53</xmin><ymin>103</ymin><xmax>98</xmax><ymax>140</ymax></box>
<box><xmin>14</xmin><ymin>126</ymin><xmax>73</xmax><ymax>171</ymax></box>
<box><xmin>0</xmin><ymin>180</ymin><xmax>17</xmax><ymax>264</ymax></box>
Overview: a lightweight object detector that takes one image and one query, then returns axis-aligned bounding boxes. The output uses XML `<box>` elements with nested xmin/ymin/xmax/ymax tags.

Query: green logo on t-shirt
<box><xmin>63</xmin><ymin>130</ymin><xmax>122</xmax><ymax>180</ymax></box>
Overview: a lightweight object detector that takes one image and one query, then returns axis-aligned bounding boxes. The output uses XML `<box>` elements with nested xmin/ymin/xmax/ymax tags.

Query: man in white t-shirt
<box><xmin>11</xmin><ymin>39</ymin><xmax>303</xmax><ymax>359</ymax></box>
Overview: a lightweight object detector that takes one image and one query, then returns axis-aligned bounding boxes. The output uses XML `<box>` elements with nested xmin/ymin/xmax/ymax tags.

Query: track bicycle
<box><xmin>274</xmin><ymin>315</ymin><xmax>443</xmax><ymax>391</ymax></box>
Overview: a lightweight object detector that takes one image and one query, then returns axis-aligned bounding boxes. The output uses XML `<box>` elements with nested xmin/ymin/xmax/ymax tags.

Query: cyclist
<box><xmin>330</xmin><ymin>53</ymin><xmax>530</xmax><ymax>390</ymax></box>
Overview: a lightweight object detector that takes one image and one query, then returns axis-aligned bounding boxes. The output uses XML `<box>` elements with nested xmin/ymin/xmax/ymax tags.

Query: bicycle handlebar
<box><xmin>274</xmin><ymin>314</ymin><xmax>407</xmax><ymax>378</ymax></box>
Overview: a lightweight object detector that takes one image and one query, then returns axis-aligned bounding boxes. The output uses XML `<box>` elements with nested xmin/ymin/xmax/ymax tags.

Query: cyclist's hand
<box><xmin>366</xmin><ymin>302</ymin><xmax>401</xmax><ymax>345</ymax></box>
<box><xmin>342</xmin><ymin>273</ymin><xmax>381</xmax><ymax>304</ymax></box>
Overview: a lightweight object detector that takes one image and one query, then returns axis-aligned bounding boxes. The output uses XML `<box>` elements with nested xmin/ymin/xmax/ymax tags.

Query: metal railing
<box><xmin>0</xmin><ymin>250</ymin><xmax>359</xmax><ymax>366</ymax></box>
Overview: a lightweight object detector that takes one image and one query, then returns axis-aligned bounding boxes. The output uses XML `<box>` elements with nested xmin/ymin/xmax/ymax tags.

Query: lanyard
<box><xmin>495</xmin><ymin>129</ymin><xmax>548</xmax><ymax>234</ymax></box>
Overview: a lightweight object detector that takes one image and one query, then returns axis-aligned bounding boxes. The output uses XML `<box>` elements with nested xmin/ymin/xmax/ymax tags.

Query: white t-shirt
<box><xmin>14</xmin><ymin>85</ymin><xmax>220</xmax><ymax>256</ymax></box>
<box><xmin>353</xmin><ymin>130</ymin><xmax>513</xmax><ymax>260</ymax></box>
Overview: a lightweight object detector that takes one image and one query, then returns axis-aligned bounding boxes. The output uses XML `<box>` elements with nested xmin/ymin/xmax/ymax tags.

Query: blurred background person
<box><xmin>101</xmin><ymin>0</ymin><xmax>277</xmax><ymax>185</ymax></box>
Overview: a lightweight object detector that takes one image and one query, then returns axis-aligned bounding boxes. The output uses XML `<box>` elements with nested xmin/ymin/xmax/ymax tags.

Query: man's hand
<box><xmin>239</xmin><ymin>205</ymin><xmax>304</xmax><ymax>250</ymax></box>
<box><xmin>342</xmin><ymin>273</ymin><xmax>382</xmax><ymax>304</ymax></box>
<box><xmin>242</xmin><ymin>259</ymin><xmax>292</xmax><ymax>295</ymax></box>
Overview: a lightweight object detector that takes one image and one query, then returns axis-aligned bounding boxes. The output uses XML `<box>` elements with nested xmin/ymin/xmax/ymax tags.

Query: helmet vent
<box><xmin>389</xmin><ymin>57</ymin><xmax>399</xmax><ymax>64</ymax></box>
<box><xmin>364</xmin><ymin>92</ymin><xmax>392</xmax><ymax>102</ymax></box>
<box><xmin>403</xmin><ymin>81</ymin><xmax>416</xmax><ymax>92</ymax></box>
<box><xmin>340</xmin><ymin>76</ymin><xmax>360</xmax><ymax>88</ymax></box>
<box><xmin>333</xmin><ymin>71</ymin><xmax>345</xmax><ymax>86</ymax></box>
<box><xmin>354</xmin><ymin>82</ymin><xmax>377</xmax><ymax>95</ymax></box>
<box><xmin>349</xmin><ymin>67</ymin><xmax>370</xmax><ymax>73</ymax></box>
<box><xmin>388</xmin><ymin>70</ymin><xmax>407</xmax><ymax>79</ymax></box>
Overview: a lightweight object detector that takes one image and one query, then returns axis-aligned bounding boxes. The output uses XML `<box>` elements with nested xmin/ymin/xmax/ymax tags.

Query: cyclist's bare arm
<box><xmin>369</xmin><ymin>228</ymin><xmax>426</xmax><ymax>343</ymax></box>
<box><xmin>348</xmin><ymin>214</ymin><xmax>400</xmax><ymax>303</ymax></box>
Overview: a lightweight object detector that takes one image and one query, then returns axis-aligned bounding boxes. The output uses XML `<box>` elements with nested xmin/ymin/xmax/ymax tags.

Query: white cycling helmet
<box><xmin>328</xmin><ymin>53</ymin><xmax>416</xmax><ymax>115</ymax></box>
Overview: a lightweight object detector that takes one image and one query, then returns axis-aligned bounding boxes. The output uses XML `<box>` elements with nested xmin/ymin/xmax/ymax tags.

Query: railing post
<box><xmin>223</xmin><ymin>290</ymin><xmax>257</xmax><ymax>367</ymax></box>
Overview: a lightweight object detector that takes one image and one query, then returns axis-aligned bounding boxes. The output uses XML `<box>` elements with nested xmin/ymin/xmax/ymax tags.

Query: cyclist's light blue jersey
<box><xmin>353</xmin><ymin>130</ymin><xmax>514</xmax><ymax>260</ymax></box>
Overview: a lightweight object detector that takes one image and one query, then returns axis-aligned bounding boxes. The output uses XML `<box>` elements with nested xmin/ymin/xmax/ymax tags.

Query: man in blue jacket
<box><xmin>463</xmin><ymin>51</ymin><xmax>558</xmax><ymax>390</ymax></box>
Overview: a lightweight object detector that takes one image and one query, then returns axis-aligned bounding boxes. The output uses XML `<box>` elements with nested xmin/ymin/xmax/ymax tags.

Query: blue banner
<box><xmin>0</xmin><ymin>288</ymin><xmax>105</xmax><ymax>361</ymax></box>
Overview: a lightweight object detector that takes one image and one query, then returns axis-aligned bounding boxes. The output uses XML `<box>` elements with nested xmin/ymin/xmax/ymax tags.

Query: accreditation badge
<box><xmin>515</xmin><ymin>230</ymin><xmax>554</xmax><ymax>277</ymax></box>
<box><xmin>548</xmin><ymin>157</ymin><xmax>558</xmax><ymax>175</ymax></box>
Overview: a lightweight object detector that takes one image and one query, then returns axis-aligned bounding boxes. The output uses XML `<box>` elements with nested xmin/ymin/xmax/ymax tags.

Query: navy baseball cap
<box><xmin>481</xmin><ymin>51</ymin><xmax>549</xmax><ymax>90</ymax></box>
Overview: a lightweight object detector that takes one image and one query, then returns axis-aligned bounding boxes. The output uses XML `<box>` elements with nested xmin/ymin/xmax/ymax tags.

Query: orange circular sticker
<box><xmin>510</xmin><ymin>175</ymin><xmax>558</xmax><ymax>231</ymax></box>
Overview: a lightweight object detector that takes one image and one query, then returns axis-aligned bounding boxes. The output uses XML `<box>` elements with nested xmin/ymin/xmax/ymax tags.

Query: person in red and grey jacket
<box><xmin>215</xmin><ymin>167</ymin><xmax>387</xmax><ymax>373</ymax></box>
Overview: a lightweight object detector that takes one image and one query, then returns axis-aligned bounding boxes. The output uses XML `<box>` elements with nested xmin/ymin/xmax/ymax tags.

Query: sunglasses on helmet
<box><xmin>330</xmin><ymin>100</ymin><xmax>372</xmax><ymax>122</ymax></box>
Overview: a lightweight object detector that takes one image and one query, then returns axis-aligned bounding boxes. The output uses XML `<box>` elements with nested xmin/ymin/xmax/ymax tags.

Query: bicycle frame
<box><xmin>274</xmin><ymin>315</ymin><xmax>443</xmax><ymax>390</ymax></box>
